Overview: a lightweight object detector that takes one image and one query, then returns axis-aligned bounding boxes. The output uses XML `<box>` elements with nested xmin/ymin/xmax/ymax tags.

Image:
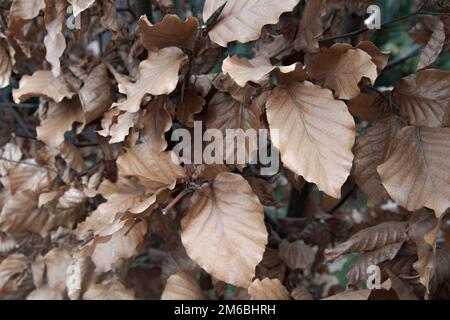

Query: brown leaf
<box><xmin>13</xmin><ymin>70</ymin><xmax>75</xmax><ymax>104</ymax></box>
<box><xmin>8</xmin><ymin>0</ymin><xmax>45</xmax><ymax>35</ymax></box>
<box><xmin>181</xmin><ymin>172</ymin><xmax>267</xmax><ymax>288</ymax></box>
<box><xmin>246</xmin><ymin>177</ymin><xmax>279</xmax><ymax>207</ymax></box>
<box><xmin>348</xmin><ymin>92</ymin><xmax>391</xmax><ymax>124</ymax></box>
<box><xmin>291</xmin><ymin>287</ymin><xmax>313</xmax><ymax>300</ymax></box>
<box><xmin>89</xmin><ymin>219</ymin><xmax>148</xmax><ymax>273</ymax></box>
<box><xmin>83</xmin><ymin>278</ymin><xmax>135</xmax><ymax>300</ymax></box>
<box><xmin>36</xmin><ymin>98</ymin><xmax>85</xmax><ymax>148</ymax></box>
<box><xmin>0</xmin><ymin>253</ymin><xmax>29</xmax><ymax>297</ymax></box>
<box><xmin>176</xmin><ymin>88</ymin><xmax>205</xmax><ymax>128</ymax></box>
<box><xmin>293</xmin><ymin>0</ymin><xmax>326</xmax><ymax>53</ymax></box>
<box><xmin>279</xmin><ymin>240</ymin><xmax>315</xmax><ymax>270</ymax></box>
<box><xmin>354</xmin><ymin>116</ymin><xmax>405</xmax><ymax>206</ymax></box>
<box><xmin>392</xmin><ymin>69</ymin><xmax>450</xmax><ymax>127</ymax></box>
<box><xmin>378</xmin><ymin>126</ymin><xmax>450</xmax><ymax>216</ymax></box>
<box><xmin>58</xmin><ymin>141</ymin><xmax>86</xmax><ymax>173</ymax></box>
<box><xmin>43</xmin><ymin>0</ymin><xmax>67</xmax><ymax>77</ymax></box>
<box><xmin>117</xmin><ymin>142</ymin><xmax>186</xmax><ymax>194</ymax></box>
<box><xmin>79</xmin><ymin>64</ymin><xmax>115</xmax><ymax>123</ymax></box>
<box><xmin>417</xmin><ymin>19</ymin><xmax>445</xmax><ymax>71</ymax></box>
<box><xmin>222</xmin><ymin>55</ymin><xmax>275</xmax><ymax>87</ymax></box>
<box><xmin>137</xmin><ymin>14</ymin><xmax>199</xmax><ymax>51</ymax></box>
<box><xmin>99</xmin><ymin>0</ymin><xmax>122</xmax><ymax>39</ymax></box>
<box><xmin>140</xmin><ymin>96</ymin><xmax>172</xmax><ymax>152</ymax></box>
<box><xmin>44</xmin><ymin>247</ymin><xmax>71</xmax><ymax>294</ymax></box>
<box><xmin>325</xmin><ymin>221</ymin><xmax>408</xmax><ymax>262</ymax></box>
<box><xmin>322</xmin><ymin>289</ymin><xmax>371</xmax><ymax>300</ymax></box>
<box><xmin>67</xmin><ymin>0</ymin><xmax>95</xmax><ymax>16</ymax></box>
<box><xmin>26</xmin><ymin>287</ymin><xmax>63</xmax><ymax>300</ymax></box>
<box><xmin>203</xmin><ymin>0</ymin><xmax>299</xmax><ymax>47</ymax></box>
<box><xmin>0</xmin><ymin>40</ymin><xmax>12</xmax><ymax>89</ymax></box>
<box><xmin>248</xmin><ymin>278</ymin><xmax>289</xmax><ymax>300</ymax></box>
<box><xmin>346</xmin><ymin>242</ymin><xmax>404</xmax><ymax>285</ymax></box>
<box><xmin>112</xmin><ymin>47</ymin><xmax>187</xmax><ymax>113</ymax></box>
<box><xmin>311</xmin><ymin>44</ymin><xmax>380</xmax><ymax>99</ymax></box>
<box><xmin>161</xmin><ymin>271</ymin><xmax>204</xmax><ymax>300</ymax></box>
<box><xmin>206</xmin><ymin>92</ymin><xmax>261</xmax><ymax>166</ymax></box>
<box><xmin>66</xmin><ymin>254</ymin><xmax>95</xmax><ymax>300</ymax></box>
<box><xmin>267</xmin><ymin>81</ymin><xmax>355</xmax><ymax>198</ymax></box>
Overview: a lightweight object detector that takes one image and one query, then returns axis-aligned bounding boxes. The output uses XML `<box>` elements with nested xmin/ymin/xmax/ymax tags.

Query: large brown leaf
<box><xmin>116</xmin><ymin>142</ymin><xmax>186</xmax><ymax>194</ymax></box>
<box><xmin>203</xmin><ymin>0</ymin><xmax>299</xmax><ymax>47</ymax></box>
<box><xmin>161</xmin><ymin>271</ymin><xmax>204</xmax><ymax>300</ymax></box>
<box><xmin>354</xmin><ymin>116</ymin><xmax>405</xmax><ymax>206</ymax></box>
<box><xmin>7</xmin><ymin>0</ymin><xmax>45</xmax><ymax>35</ymax></box>
<box><xmin>248</xmin><ymin>278</ymin><xmax>289</xmax><ymax>300</ymax></box>
<box><xmin>181</xmin><ymin>172</ymin><xmax>267</xmax><ymax>288</ymax></box>
<box><xmin>266</xmin><ymin>81</ymin><xmax>355</xmax><ymax>198</ymax></box>
<box><xmin>112</xmin><ymin>47</ymin><xmax>187</xmax><ymax>112</ymax></box>
<box><xmin>83</xmin><ymin>278</ymin><xmax>135</xmax><ymax>300</ymax></box>
<box><xmin>325</xmin><ymin>221</ymin><xmax>408</xmax><ymax>262</ymax></box>
<box><xmin>392</xmin><ymin>69</ymin><xmax>450</xmax><ymax>127</ymax></box>
<box><xmin>137</xmin><ymin>14</ymin><xmax>199</xmax><ymax>51</ymax></box>
<box><xmin>377</xmin><ymin>126</ymin><xmax>450</xmax><ymax>216</ymax></box>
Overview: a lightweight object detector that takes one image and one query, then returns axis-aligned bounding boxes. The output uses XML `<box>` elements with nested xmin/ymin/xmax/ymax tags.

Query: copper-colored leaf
<box><xmin>417</xmin><ymin>19</ymin><xmax>445</xmax><ymax>71</ymax></box>
<box><xmin>392</xmin><ymin>69</ymin><xmax>450</xmax><ymax>127</ymax></box>
<box><xmin>176</xmin><ymin>88</ymin><xmax>205</xmax><ymax>128</ymax></box>
<box><xmin>279</xmin><ymin>240</ymin><xmax>315</xmax><ymax>270</ymax></box>
<box><xmin>112</xmin><ymin>47</ymin><xmax>187</xmax><ymax>112</ymax></box>
<box><xmin>181</xmin><ymin>172</ymin><xmax>267</xmax><ymax>288</ymax></box>
<box><xmin>43</xmin><ymin>0</ymin><xmax>67</xmax><ymax>77</ymax></box>
<box><xmin>137</xmin><ymin>14</ymin><xmax>199</xmax><ymax>51</ymax></box>
<box><xmin>266</xmin><ymin>81</ymin><xmax>355</xmax><ymax>198</ymax></box>
<box><xmin>161</xmin><ymin>271</ymin><xmax>204</xmax><ymax>300</ymax></box>
<box><xmin>378</xmin><ymin>126</ymin><xmax>450</xmax><ymax>216</ymax></box>
<box><xmin>140</xmin><ymin>97</ymin><xmax>172</xmax><ymax>152</ymax></box>
<box><xmin>222</xmin><ymin>55</ymin><xmax>275</xmax><ymax>87</ymax></box>
<box><xmin>83</xmin><ymin>278</ymin><xmax>135</xmax><ymax>300</ymax></box>
<box><xmin>346</xmin><ymin>242</ymin><xmax>404</xmax><ymax>285</ymax></box>
<box><xmin>116</xmin><ymin>142</ymin><xmax>186</xmax><ymax>194</ymax></box>
<box><xmin>13</xmin><ymin>71</ymin><xmax>75</xmax><ymax>103</ymax></box>
<box><xmin>293</xmin><ymin>0</ymin><xmax>326</xmax><ymax>53</ymax></box>
<box><xmin>248</xmin><ymin>278</ymin><xmax>289</xmax><ymax>300</ymax></box>
<box><xmin>354</xmin><ymin>116</ymin><xmax>405</xmax><ymax>206</ymax></box>
<box><xmin>325</xmin><ymin>221</ymin><xmax>408</xmax><ymax>262</ymax></box>
<box><xmin>79</xmin><ymin>64</ymin><xmax>115</xmax><ymax>123</ymax></box>
<box><xmin>203</xmin><ymin>0</ymin><xmax>300</xmax><ymax>47</ymax></box>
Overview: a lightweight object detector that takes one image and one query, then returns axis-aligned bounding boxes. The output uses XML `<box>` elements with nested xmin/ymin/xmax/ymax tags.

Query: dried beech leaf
<box><xmin>43</xmin><ymin>0</ymin><xmax>67</xmax><ymax>77</ymax></box>
<box><xmin>0</xmin><ymin>41</ymin><xmax>12</xmax><ymax>88</ymax></box>
<box><xmin>37</xmin><ymin>98</ymin><xmax>85</xmax><ymax>148</ymax></box>
<box><xmin>294</xmin><ymin>0</ymin><xmax>326</xmax><ymax>53</ymax></box>
<box><xmin>79</xmin><ymin>64</ymin><xmax>114</xmax><ymax>123</ymax></box>
<box><xmin>176</xmin><ymin>88</ymin><xmax>205</xmax><ymax>128</ymax></box>
<box><xmin>203</xmin><ymin>0</ymin><xmax>300</xmax><ymax>47</ymax></box>
<box><xmin>267</xmin><ymin>81</ymin><xmax>355</xmax><ymax>198</ymax></box>
<box><xmin>44</xmin><ymin>247</ymin><xmax>71</xmax><ymax>294</ymax></box>
<box><xmin>354</xmin><ymin>116</ymin><xmax>405</xmax><ymax>206</ymax></box>
<box><xmin>0</xmin><ymin>253</ymin><xmax>28</xmax><ymax>296</ymax></box>
<box><xmin>13</xmin><ymin>71</ymin><xmax>75</xmax><ymax>103</ymax></box>
<box><xmin>8</xmin><ymin>0</ymin><xmax>45</xmax><ymax>35</ymax></box>
<box><xmin>66</xmin><ymin>254</ymin><xmax>94</xmax><ymax>300</ymax></box>
<box><xmin>117</xmin><ymin>142</ymin><xmax>186</xmax><ymax>194</ymax></box>
<box><xmin>279</xmin><ymin>240</ymin><xmax>315</xmax><ymax>270</ymax></box>
<box><xmin>417</xmin><ymin>19</ymin><xmax>445</xmax><ymax>71</ymax></box>
<box><xmin>113</xmin><ymin>47</ymin><xmax>187</xmax><ymax>112</ymax></box>
<box><xmin>291</xmin><ymin>287</ymin><xmax>313</xmax><ymax>300</ymax></box>
<box><xmin>137</xmin><ymin>14</ymin><xmax>199</xmax><ymax>51</ymax></box>
<box><xmin>83</xmin><ymin>278</ymin><xmax>135</xmax><ymax>300</ymax></box>
<box><xmin>161</xmin><ymin>271</ymin><xmax>204</xmax><ymax>300</ymax></box>
<box><xmin>248</xmin><ymin>278</ymin><xmax>289</xmax><ymax>300</ymax></box>
<box><xmin>378</xmin><ymin>126</ymin><xmax>450</xmax><ymax>216</ymax></box>
<box><xmin>325</xmin><ymin>221</ymin><xmax>408</xmax><ymax>262</ymax></box>
<box><xmin>222</xmin><ymin>55</ymin><xmax>275</xmax><ymax>87</ymax></box>
<box><xmin>67</xmin><ymin>0</ymin><xmax>95</xmax><ymax>17</ymax></box>
<box><xmin>206</xmin><ymin>92</ymin><xmax>261</xmax><ymax>165</ymax></box>
<box><xmin>181</xmin><ymin>172</ymin><xmax>268</xmax><ymax>288</ymax></box>
<box><xmin>346</xmin><ymin>242</ymin><xmax>404</xmax><ymax>285</ymax></box>
<box><xmin>322</xmin><ymin>289</ymin><xmax>371</xmax><ymax>300</ymax></box>
<box><xmin>392</xmin><ymin>69</ymin><xmax>450</xmax><ymax>127</ymax></box>
<box><xmin>27</xmin><ymin>287</ymin><xmax>63</xmax><ymax>300</ymax></box>
<box><xmin>140</xmin><ymin>97</ymin><xmax>172</xmax><ymax>152</ymax></box>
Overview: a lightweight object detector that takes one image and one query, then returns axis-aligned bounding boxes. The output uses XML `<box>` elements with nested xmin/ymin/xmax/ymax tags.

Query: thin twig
<box><xmin>384</xmin><ymin>46</ymin><xmax>423</xmax><ymax>70</ymax></box>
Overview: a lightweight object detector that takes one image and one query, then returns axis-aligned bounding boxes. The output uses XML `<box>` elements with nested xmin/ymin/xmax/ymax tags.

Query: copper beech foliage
<box><xmin>0</xmin><ymin>0</ymin><xmax>449</xmax><ymax>301</ymax></box>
